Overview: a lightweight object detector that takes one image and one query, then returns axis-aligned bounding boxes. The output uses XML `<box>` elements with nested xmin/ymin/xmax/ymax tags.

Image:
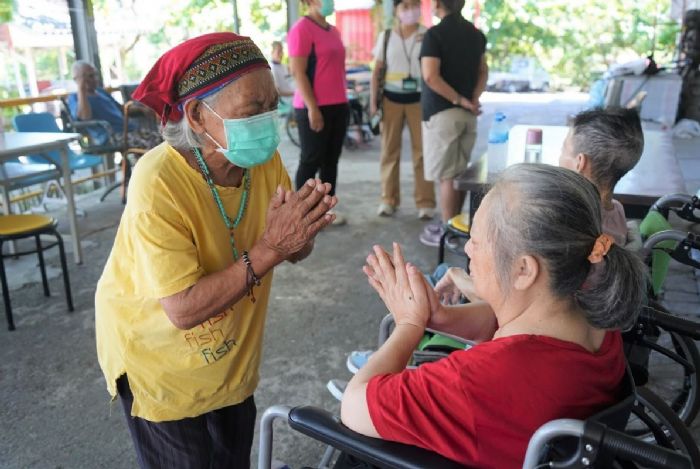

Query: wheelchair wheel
<box><xmin>647</xmin><ymin>331</ymin><xmax>700</xmax><ymax>425</ymax></box>
<box><xmin>286</xmin><ymin>113</ymin><xmax>300</xmax><ymax>148</ymax></box>
<box><xmin>626</xmin><ymin>320</ymin><xmax>700</xmax><ymax>426</ymax></box>
<box><xmin>626</xmin><ymin>386</ymin><xmax>700</xmax><ymax>467</ymax></box>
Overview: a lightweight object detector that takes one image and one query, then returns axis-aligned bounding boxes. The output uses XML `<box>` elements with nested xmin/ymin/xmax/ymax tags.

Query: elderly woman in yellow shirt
<box><xmin>95</xmin><ymin>33</ymin><xmax>337</xmax><ymax>469</ymax></box>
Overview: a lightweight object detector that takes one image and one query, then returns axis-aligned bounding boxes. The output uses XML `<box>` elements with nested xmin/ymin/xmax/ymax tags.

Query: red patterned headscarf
<box><xmin>132</xmin><ymin>32</ymin><xmax>270</xmax><ymax>125</ymax></box>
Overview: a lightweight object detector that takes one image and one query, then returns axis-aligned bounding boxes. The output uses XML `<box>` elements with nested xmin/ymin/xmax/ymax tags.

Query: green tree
<box><xmin>480</xmin><ymin>0</ymin><xmax>680</xmax><ymax>88</ymax></box>
<box><xmin>0</xmin><ymin>0</ymin><xmax>14</xmax><ymax>23</ymax></box>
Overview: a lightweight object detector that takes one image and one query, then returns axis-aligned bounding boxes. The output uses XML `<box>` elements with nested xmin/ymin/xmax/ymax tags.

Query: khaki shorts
<box><xmin>422</xmin><ymin>107</ymin><xmax>478</xmax><ymax>181</ymax></box>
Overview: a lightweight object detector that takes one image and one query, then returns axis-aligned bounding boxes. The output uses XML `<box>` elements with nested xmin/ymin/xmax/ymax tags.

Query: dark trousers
<box><xmin>295</xmin><ymin>103</ymin><xmax>349</xmax><ymax>196</ymax></box>
<box><xmin>117</xmin><ymin>375</ymin><xmax>257</xmax><ymax>469</ymax></box>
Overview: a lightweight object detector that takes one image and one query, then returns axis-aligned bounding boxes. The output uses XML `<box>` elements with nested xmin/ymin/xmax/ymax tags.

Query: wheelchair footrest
<box><xmin>288</xmin><ymin>406</ymin><xmax>466</xmax><ymax>469</ymax></box>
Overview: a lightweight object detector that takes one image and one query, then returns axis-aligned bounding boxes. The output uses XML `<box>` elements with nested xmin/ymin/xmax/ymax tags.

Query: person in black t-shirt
<box><xmin>418</xmin><ymin>0</ymin><xmax>488</xmax><ymax>247</ymax></box>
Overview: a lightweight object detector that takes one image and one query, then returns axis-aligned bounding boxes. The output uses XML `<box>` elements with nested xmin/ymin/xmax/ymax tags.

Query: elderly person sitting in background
<box><xmin>271</xmin><ymin>40</ymin><xmax>295</xmax><ymax>99</ymax></box>
<box><xmin>69</xmin><ymin>60</ymin><xmax>160</xmax><ymax>149</ymax></box>
<box><xmin>341</xmin><ymin>164</ymin><xmax>646</xmax><ymax>468</ymax></box>
<box><xmin>435</xmin><ymin>107</ymin><xmax>644</xmax><ymax>305</ymax></box>
<box><xmin>95</xmin><ymin>32</ymin><xmax>337</xmax><ymax>469</ymax></box>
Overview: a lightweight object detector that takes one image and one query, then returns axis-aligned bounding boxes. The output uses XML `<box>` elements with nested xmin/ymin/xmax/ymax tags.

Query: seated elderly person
<box><xmin>95</xmin><ymin>33</ymin><xmax>338</xmax><ymax>468</ymax></box>
<box><xmin>271</xmin><ymin>41</ymin><xmax>295</xmax><ymax>98</ymax></box>
<box><xmin>341</xmin><ymin>164</ymin><xmax>646</xmax><ymax>468</ymax></box>
<box><xmin>434</xmin><ymin>106</ymin><xmax>644</xmax><ymax>305</ymax></box>
<box><xmin>69</xmin><ymin>60</ymin><xmax>160</xmax><ymax>149</ymax></box>
<box><xmin>559</xmin><ymin>107</ymin><xmax>643</xmax><ymax>245</ymax></box>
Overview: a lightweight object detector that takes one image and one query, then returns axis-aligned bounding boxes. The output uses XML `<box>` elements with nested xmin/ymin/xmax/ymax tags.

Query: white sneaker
<box><xmin>346</xmin><ymin>350</ymin><xmax>374</xmax><ymax>374</ymax></box>
<box><xmin>417</xmin><ymin>208</ymin><xmax>435</xmax><ymax>220</ymax></box>
<box><xmin>326</xmin><ymin>379</ymin><xmax>348</xmax><ymax>401</ymax></box>
<box><xmin>329</xmin><ymin>210</ymin><xmax>347</xmax><ymax>226</ymax></box>
<box><xmin>377</xmin><ymin>203</ymin><xmax>396</xmax><ymax>217</ymax></box>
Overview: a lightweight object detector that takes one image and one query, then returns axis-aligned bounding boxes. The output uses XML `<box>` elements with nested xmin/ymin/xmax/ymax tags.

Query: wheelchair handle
<box><xmin>652</xmin><ymin>193</ymin><xmax>700</xmax><ymax>223</ymax></box>
<box><xmin>642</xmin><ymin>230</ymin><xmax>693</xmax><ymax>250</ymax></box>
<box><xmin>523</xmin><ymin>419</ymin><xmax>691</xmax><ymax>469</ymax></box>
<box><xmin>588</xmin><ymin>421</ymin><xmax>692</xmax><ymax>469</ymax></box>
<box><xmin>641</xmin><ymin>305</ymin><xmax>700</xmax><ymax>340</ymax></box>
<box><xmin>652</xmin><ymin>193</ymin><xmax>694</xmax><ymax>212</ymax></box>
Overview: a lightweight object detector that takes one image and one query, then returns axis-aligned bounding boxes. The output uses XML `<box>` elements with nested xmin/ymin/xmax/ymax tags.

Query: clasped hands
<box><xmin>363</xmin><ymin>243</ymin><xmax>437</xmax><ymax>329</ymax></box>
<box><xmin>262</xmin><ymin>178</ymin><xmax>337</xmax><ymax>261</ymax></box>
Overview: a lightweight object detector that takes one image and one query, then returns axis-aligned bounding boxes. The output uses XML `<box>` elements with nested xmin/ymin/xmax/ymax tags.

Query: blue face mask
<box><xmin>203</xmin><ymin>102</ymin><xmax>280</xmax><ymax>169</ymax></box>
<box><xmin>320</xmin><ymin>0</ymin><xmax>334</xmax><ymax>17</ymax></box>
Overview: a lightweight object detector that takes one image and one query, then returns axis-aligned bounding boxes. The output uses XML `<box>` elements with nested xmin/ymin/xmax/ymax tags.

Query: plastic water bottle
<box><xmin>487</xmin><ymin>112</ymin><xmax>509</xmax><ymax>173</ymax></box>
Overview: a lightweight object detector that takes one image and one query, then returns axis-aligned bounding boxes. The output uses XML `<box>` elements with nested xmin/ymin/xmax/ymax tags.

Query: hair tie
<box><xmin>588</xmin><ymin>233</ymin><xmax>614</xmax><ymax>264</ymax></box>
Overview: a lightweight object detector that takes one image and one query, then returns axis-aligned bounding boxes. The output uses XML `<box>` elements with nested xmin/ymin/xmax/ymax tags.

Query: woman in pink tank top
<box><xmin>288</xmin><ymin>0</ymin><xmax>349</xmax><ymax>224</ymax></box>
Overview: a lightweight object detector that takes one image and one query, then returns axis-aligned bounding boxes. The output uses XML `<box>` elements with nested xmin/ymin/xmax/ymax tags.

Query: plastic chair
<box><xmin>12</xmin><ymin>113</ymin><xmax>104</xmax><ymax>173</ymax></box>
<box><xmin>98</xmin><ymin>98</ymin><xmax>161</xmax><ymax>204</ymax></box>
<box><xmin>438</xmin><ymin>213</ymin><xmax>471</xmax><ymax>264</ymax></box>
<box><xmin>0</xmin><ymin>214</ymin><xmax>73</xmax><ymax>331</ymax></box>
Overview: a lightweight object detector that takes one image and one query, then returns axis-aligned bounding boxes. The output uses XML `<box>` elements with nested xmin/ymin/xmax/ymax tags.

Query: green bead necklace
<box><xmin>192</xmin><ymin>147</ymin><xmax>250</xmax><ymax>261</ymax></box>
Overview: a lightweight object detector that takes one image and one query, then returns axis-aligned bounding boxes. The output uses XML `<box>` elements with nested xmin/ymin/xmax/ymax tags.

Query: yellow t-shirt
<box><xmin>95</xmin><ymin>142</ymin><xmax>291</xmax><ymax>422</ymax></box>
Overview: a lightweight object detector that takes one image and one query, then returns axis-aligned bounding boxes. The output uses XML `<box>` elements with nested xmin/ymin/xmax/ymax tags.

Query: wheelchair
<box><xmin>624</xmin><ymin>193</ymin><xmax>700</xmax><ymax>427</ymax></box>
<box><xmin>258</xmin><ymin>344</ymin><xmax>698</xmax><ymax>468</ymax></box>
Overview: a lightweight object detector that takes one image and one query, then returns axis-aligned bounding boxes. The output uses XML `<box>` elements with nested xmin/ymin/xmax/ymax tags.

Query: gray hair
<box><xmin>487</xmin><ymin>164</ymin><xmax>646</xmax><ymax>330</ymax></box>
<box><xmin>71</xmin><ymin>60</ymin><xmax>95</xmax><ymax>78</ymax></box>
<box><xmin>570</xmin><ymin>107</ymin><xmax>644</xmax><ymax>191</ymax></box>
<box><xmin>161</xmin><ymin>88</ymin><xmax>223</xmax><ymax>149</ymax></box>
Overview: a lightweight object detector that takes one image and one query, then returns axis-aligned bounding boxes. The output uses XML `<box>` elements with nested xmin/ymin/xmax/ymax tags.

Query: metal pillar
<box><xmin>287</xmin><ymin>0</ymin><xmax>300</xmax><ymax>31</ymax></box>
<box><xmin>232</xmin><ymin>0</ymin><xmax>240</xmax><ymax>33</ymax></box>
<box><xmin>67</xmin><ymin>0</ymin><xmax>102</xmax><ymax>79</ymax></box>
<box><xmin>383</xmin><ymin>0</ymin><xmax>394</xmax><ymax>29</ymax></box>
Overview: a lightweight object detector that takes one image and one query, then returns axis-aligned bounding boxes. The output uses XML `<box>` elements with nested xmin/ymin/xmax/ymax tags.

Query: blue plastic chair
<box><xmin>12</xmin><ymin>113</ymin><xmax>103</xmax><ymax>172</ymax></box>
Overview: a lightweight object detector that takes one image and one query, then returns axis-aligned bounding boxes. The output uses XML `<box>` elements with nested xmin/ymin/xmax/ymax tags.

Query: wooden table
<box><xmin>454</xmin><ymin>125</ymin><xmax>687</xmax><ymax>218</ymax></box>
<box><xmin>0</xmin><ymin>132</ymin><xmax>84</xmax><ymax>264</ymax></box>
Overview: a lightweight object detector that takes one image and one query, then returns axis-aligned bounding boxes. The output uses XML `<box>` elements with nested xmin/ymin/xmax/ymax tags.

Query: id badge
<box><xmin>402</xmin><ymin>77</ymin><xmax>418</xmax><ymax>92</ymax></box>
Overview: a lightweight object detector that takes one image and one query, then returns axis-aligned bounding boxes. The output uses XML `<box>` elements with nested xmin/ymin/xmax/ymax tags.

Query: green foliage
<box><xmin>0</xmin><ymin>0</ymin><xmax>14</xmax><ymax>23</ymax></box>
<box><xmin>480</xmin><ymin>0</ymin><xmax>680</xmax><ymax>88</ymax></box>
<box><xmin>250</xmin><ymin>0</ymin><xmax>284</xmax><ymax>33</ymax></box>
<box><xmin>34</xmin><ymin>49</ymin><xmax>63</xmax><ymax>81</ymax></box>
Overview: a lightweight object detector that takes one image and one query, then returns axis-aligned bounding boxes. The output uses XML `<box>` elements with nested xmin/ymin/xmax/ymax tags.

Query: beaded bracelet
<box><xmin>242</xmin><ymin>251</ymin><xmax>262</xmax><ymax>303</ymax></box>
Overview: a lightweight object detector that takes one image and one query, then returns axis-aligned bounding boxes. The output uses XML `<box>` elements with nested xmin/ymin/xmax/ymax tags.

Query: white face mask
<box><xmin>398</xmin><ymin>7</ymin><xmax>421</xmax><ymax>25</ymax></box>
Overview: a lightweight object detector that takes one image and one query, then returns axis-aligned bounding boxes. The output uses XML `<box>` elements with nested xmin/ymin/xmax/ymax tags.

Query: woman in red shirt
<box><xmin>341</xmin><ymin>164</ymin><xmax>646</xmax><ymax>468</ymax></box>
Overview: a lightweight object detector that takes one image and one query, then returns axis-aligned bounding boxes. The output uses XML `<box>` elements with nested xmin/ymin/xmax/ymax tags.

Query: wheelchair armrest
<box><xmin>67</xmin><ymin>119</ymin><xmax>112</xmax><ymax>134</ymax></box>
<box><xmin>288</xmin><ymin>406</ymin><xmax>466</xmax><ymax>469</ymax></box>
<box><xmin>641</xmin><ymin>302</ymin><xmax>700</xmax><ymax>340</ymax></box>
<box><xmin>66</xmin><ymin>119</ymin><xmax>122</xmax><ymax>151</ymax></box>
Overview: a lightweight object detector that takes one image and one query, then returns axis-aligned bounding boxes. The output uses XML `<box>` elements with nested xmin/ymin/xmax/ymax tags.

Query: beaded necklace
<box><xmin>192</xmin><ymin>147</ymin><xmax>250</xmax><ymax>261</ymax></box>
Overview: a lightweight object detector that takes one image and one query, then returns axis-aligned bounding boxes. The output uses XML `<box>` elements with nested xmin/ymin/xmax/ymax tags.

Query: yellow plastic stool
<box><xmin>0</xmin><ymin>214</ymin><xmax>73</xmax><ymax>330</ymax></box>
<box><xmin>438</xmin><ymin>214</ymin><xmax>471</xmax><ymax>264</ymax></box>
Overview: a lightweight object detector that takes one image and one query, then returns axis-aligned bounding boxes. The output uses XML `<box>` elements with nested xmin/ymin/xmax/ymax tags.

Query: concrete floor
<box><xmin>1</xmin><ymin>92</ymin><xmax>699</xmax><ymax>468</ymax></box>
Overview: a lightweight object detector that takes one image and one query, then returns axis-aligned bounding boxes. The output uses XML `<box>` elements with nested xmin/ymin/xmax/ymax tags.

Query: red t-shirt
<box><xmin>288</xmin><ymin>16</ymin><xmax>348</xmax><ymax>109</ymax></box>
<box><xmin>366</xmin><ymin>331</ymin><xmax>625</xmax><ymax>469</ymax></box>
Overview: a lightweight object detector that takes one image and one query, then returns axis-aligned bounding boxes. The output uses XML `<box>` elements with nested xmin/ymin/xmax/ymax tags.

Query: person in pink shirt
<box><xmin>341</xmin><ymin>164</ymin><xmax>646</xmax><ymax>468</ymax></box>
<box><xmin>288</xmin><ymin>0</ymin><xmax>349</xmax><ymax>224</ymax></box>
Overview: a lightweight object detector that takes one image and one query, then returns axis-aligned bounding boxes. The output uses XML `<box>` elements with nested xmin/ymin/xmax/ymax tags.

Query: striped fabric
<box><xmin>177</xmin><ymin>39</ymin><xmax>268</xmax><ymax>100</ymax></box>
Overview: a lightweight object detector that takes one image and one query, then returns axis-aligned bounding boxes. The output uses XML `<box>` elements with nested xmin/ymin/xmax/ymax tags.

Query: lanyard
<box><xmin>192</xmin><ymin>147</ymin><xmax>250</xmax><ymax>261</ymax></box>
<box><xmin>399</xmin><ymin>30</ymin><xmax>417</xmax><ymax>77</ymax></box>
